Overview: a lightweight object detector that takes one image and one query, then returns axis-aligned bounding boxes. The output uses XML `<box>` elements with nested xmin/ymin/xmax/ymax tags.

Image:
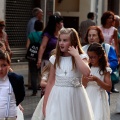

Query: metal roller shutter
<box><xmin>5</xmin><ymin>0</ymin><xmax>34</xmax><ymax>48</ymax></box>
<box><xmin>5</xmin><ymin>0</ymin><xmax>34</xmax><ymax>62</ymax></box>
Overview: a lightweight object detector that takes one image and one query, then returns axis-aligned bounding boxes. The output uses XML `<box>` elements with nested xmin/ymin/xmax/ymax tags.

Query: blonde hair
<box><xmin>41</xmin><ymin>49</ymin><xmax>56</xmax><ymax>79</ymax></box>
<box><xmin>55</xmin><ymin>28</ymin><xmax>83</xmax><ymax>69</ymax></box>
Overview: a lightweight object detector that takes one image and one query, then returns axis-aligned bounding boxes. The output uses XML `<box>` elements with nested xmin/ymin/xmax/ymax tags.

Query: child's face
<box><xmin>59</xmin><ymin>34</ymin><xmax>71</xmax><ymax>56</ymax></box>
<box><xmin>0</xmin><ymin>59</ymin><xmax>10</xmax><ymax>78</ymax></box>
<box><xmin>87</xmin><ymin>51</ymin><xmax>100</xmax><ymax>66</ymax></box>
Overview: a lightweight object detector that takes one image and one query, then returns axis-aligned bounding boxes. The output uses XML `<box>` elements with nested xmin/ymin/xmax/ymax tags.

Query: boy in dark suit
<box><xmin>0</xmin><ymin>50</ymin><xmax>25</xmax><ymax>120</ymax></box>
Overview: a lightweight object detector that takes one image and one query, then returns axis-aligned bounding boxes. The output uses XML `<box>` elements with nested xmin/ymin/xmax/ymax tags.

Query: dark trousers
<box><xmin>29</xmin><ymin>60</ymin><xmax>40</xmax><ymax>94</ymax></box>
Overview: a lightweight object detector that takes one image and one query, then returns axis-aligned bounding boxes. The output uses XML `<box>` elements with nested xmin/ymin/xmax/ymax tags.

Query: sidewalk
<box><xmin>11</xmin><ymin>62</ymin><xmax>120</xmax><ymax>120</ymax></box>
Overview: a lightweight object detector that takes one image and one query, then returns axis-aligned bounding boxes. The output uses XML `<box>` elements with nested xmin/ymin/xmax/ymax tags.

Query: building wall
<box><xmin>0</xmin><ymin>0</ymin><xmax>5</xmax><ymax>20</ymax></box>
<box><xmin>55</xmin><ymin>0</ymin><xmax>109</xmax><ymax>26</ymax></box>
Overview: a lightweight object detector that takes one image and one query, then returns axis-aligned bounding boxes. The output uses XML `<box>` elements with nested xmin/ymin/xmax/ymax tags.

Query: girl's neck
<box><xmin>62</xmin><ymin>52</ymin><xmax>71</xmax><ymax>57</ymax></box>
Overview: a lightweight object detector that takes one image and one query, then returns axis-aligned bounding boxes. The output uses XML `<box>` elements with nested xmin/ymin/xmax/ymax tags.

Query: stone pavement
<box><xmin>11</xmin><ymin>62</ymin><xmax>120</xmax><ymax>120</ymax></box>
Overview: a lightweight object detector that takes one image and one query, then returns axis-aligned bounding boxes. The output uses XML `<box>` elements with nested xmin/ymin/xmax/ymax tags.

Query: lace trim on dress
<box><xmin>55</xmin><ymin>76</ymin><xmax>82</xmax><ymax>87</ymax></box>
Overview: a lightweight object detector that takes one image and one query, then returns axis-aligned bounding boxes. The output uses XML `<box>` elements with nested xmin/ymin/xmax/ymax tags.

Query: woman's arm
<box><xmin>37</xmin><ymin>36</ymin><xmax>49</xmax><ymax>67</ymax></box>
<box><xmin>26</xmin><ymin>39</ymin><xmax>30</xmax><ymax>49</ymax></box>
<box><xmin>43</xmin><ymin>63</ymin><xmax>55</xmax><ymax>116</ymax></box>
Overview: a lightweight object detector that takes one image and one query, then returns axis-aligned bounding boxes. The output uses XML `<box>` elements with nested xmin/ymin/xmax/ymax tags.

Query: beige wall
<box><xmin>0</xmin><ymin>0</ymin><xmax>5</xmax><ymax>21</ymax></box>
<box><xmin>55</xmin><ymin>0</ymin><xmax>79</xmax><ymax>12</ymax></box>
<box><xmin>54</xmin><ymin>0</ymin><xmax>110</xmax><ymax>26</ymax></box>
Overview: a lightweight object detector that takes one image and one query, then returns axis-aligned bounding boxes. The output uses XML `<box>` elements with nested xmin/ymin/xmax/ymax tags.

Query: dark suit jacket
<box><xmin>8</xmin><ymin>72</ymin><xmax>25</xmax><ymax>106</ymax></box>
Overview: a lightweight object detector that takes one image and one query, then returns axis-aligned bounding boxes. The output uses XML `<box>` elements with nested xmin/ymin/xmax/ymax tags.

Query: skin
<box><xmin>43</xmin><ymin>33</ymin><xmax>90</xmax><ymax>116</ymax></box>
<box><xmin>82</xmin><ymin>51</ymin><xmax>112</xmax><ymax>92</ymax></box>
<box><xmin>87</xmin><ymin>30</ymin><xmax>100</xmax><ymax>44</ymax></box>
<box><xmin>0</xmin><ymin>59</ymin><xmax>10</xmax><ymax>78</ymax></box>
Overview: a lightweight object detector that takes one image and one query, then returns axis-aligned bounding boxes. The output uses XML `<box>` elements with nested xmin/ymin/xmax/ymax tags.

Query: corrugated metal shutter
<box><xmin>5</xmin><ymin>0</ymin><xmax>34</xmax><ymax>48</ymax></box>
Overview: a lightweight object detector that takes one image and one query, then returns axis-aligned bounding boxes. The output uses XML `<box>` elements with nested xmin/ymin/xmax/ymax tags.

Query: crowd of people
<box><xmin>0</xmin><ymin>6</ymin><xmax>120</xmax><ymax>120</ymax></box>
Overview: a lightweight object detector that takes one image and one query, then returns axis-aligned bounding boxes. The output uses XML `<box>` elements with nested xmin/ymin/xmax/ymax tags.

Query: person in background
<box><xmin>26</xmin><ymin>8</ymin><xmax>43</xmax><ymax>37</ymax></box>
<box><xmin>114</xmin><ymin>15</ymin><xmax>120</xmax><ymax>62</ymax></box>
<box><xmin>37</xmin><ymin>15</ymin><xmax>63</xmax><ymax>70</ymax></box>
<box><xmin>82</xmin><ymin>43</ymin><xmax>112</xmax><ymax>120</ymax></box>
<box><xmin>0</xmin><ymin>19</ymin><xmax>12</xmax><ymax>58</ymax></box>
<box><xmin>99</xmin><ymin>11</ymin><xmax>119</xmax><ymax>57</ymax></box>
<box><xmin>26</xmin><ymin>20</ymin><xmax>43</xmax><ymax>96</ymax></box>
<box><xmin>79</xmin><ymin>12</ymin><xmax>95</xmax><ymax>46</ymax></box>
<box><xmin>26</xmin><ymin>8</ymin><xmax>43</xmax><ymax>90</ymax></box>
<box><xmin>82</xmin><ymin>26</ymin><xmax>118</xmax><ymax>103</ymax></box>
<box><xmin>99</xmin><ymin>11</ymin><xmax>119</xmax><ymax>93</ymax></box>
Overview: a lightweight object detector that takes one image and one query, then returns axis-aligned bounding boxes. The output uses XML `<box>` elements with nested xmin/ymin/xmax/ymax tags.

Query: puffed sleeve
<box><xmin>106</xmin><ymin>67</ymin><xmax>112</xmax><ymax>74</ymax></box>
<box><xmin>49</xmin><ymin>55</ymin><xmax>55</xmax><ymax>65</ymax></box>
<box><xmin>80</xmin><ymin>53</ymin><xmax>89</xmax><ymax>61</ymax></box>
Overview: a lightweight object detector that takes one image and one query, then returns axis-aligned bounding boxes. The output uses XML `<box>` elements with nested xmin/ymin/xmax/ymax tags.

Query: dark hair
<box><xmin>42</xmin><ymin>15</ymin><xmax>63</xmax><ymax>36</ymax></box>
<box><xmin>0</xmin><ymin>50</ymin><xmax>11</xmax><ymax>65</ymax></box>
<box><xmin>101</xmin><ymin>11</ymin><xmax>115</xmax><ymax>26</ymax></box>
<box><xmin>87</xmin><ymin>12</ymin><xmax>94</xmax><ymax>19</ymax></box>
<box><xmin>87</xmin><ymin>42</ymin><xmax>107</xmax><ymax>74</ymax></box>
<box><xmin>34</xmin><ymin>20</ymin><xmax>43</xmax><ymax>31</ymax></box>
<box><xmin>85</xmin><ymin>26</ymin><xmax>104</xmax><ymax>44</ymax></box>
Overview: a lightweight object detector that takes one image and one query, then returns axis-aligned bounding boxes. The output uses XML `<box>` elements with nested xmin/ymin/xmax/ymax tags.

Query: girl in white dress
<box><xmin>82</xmin><ymin>42</ymin><xmax>112</xmax><ymax>120</ymax></box>
<box><xmin>43</xmin><ymin>28</ymin><xmax>94</xmax><ymax>120</ymax></box>
<box><xmin>31</xmin><ymin>63</ymin><xmax>50</xmax><ymax>120</ymax></box>
<box><xmin>31</xmin><ymin>49</ymin><xmax>56</xmax><ymax>120</ymax></box>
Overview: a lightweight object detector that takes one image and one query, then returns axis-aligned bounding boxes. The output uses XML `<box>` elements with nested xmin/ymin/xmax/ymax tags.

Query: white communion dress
<box><xmin>86</xmin><ymin>66</ymin><xmax>112</xmax><ymax>120</ymax></box>
<box><xmin>45</xmin><ymin>55</ymin><xmax>94</xmax><ymax>120</ymax></box>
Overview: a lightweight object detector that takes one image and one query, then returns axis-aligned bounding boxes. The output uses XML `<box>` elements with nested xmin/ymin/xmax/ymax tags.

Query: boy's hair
<box><xmin>87</xmin><ymin>12</ymin><xmax>94</xmax><ymax>19</ymax></box>
<box><xmin>34</xmin><ymin>20</ymin><xmax>43</xmax><ymax>31</ymax></box>
<box><xmin>0</xmin><ymin>50</ymin><xmax>11</xmax><ymax>65</ymax></box>
<box><xmin>41</xmin><ymin>62</ymin><xmax>51</xmax><ymax>78</ymax></box>
<box><xmin>87</xmin><ymin>42</ymin><xmax>108</xmax><ymax>74</ymax></box>
<box><xmin>55</xmin><ymin>28</ymin><xmax>84</xmax><ymax>69</ymax></box>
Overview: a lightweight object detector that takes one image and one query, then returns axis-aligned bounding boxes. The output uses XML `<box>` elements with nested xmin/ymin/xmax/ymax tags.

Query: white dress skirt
<box><xmin>17</xmin><ymin>107</ymin><xmax>24</xmax><ymax>120</ymax></box>
<box><xmin>31</xmin><ymin>96</ymin><xmax>44</xmax><ymax>120</ymax></box>
<box><xmin>44</xmin><ymin>55</ymin><xmax>94</xmax><ymax>120</ymax></box>
<box><xmin>86</xmin><ymin>66</ymin><xmax>112</xmax><ymax>120</ymax></box>
<box><xmin>116</xmin><ymin>94</ymin><xmax>120</xmax><ymax>113</ymax></box>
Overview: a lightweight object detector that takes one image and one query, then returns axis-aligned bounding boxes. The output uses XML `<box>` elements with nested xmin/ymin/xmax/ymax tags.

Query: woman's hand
<box><xmin>86</xmin><ymin>75</ymin><xmax>98</xmax><ymax>82</ymax></box>
<box><xmin>37</xmin><ymin>59</ymin><xmax>42</xmax><ymax>68</ymax></box>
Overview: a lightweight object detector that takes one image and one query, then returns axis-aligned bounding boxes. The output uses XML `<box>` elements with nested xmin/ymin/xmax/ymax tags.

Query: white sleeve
<box><xmin>106</xmin><ymin>67</ymin><xmax>112</xmax><ymax>74</ymax></box>
<box><xmin>49</xmin><ymin>55</ymin><xmax>55</xmax><ymax>65</ymax></box>
<box><xmin>80</xmin><ymin>54</ymin><xmax>89</xmax><ymax>61</ymax></box>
